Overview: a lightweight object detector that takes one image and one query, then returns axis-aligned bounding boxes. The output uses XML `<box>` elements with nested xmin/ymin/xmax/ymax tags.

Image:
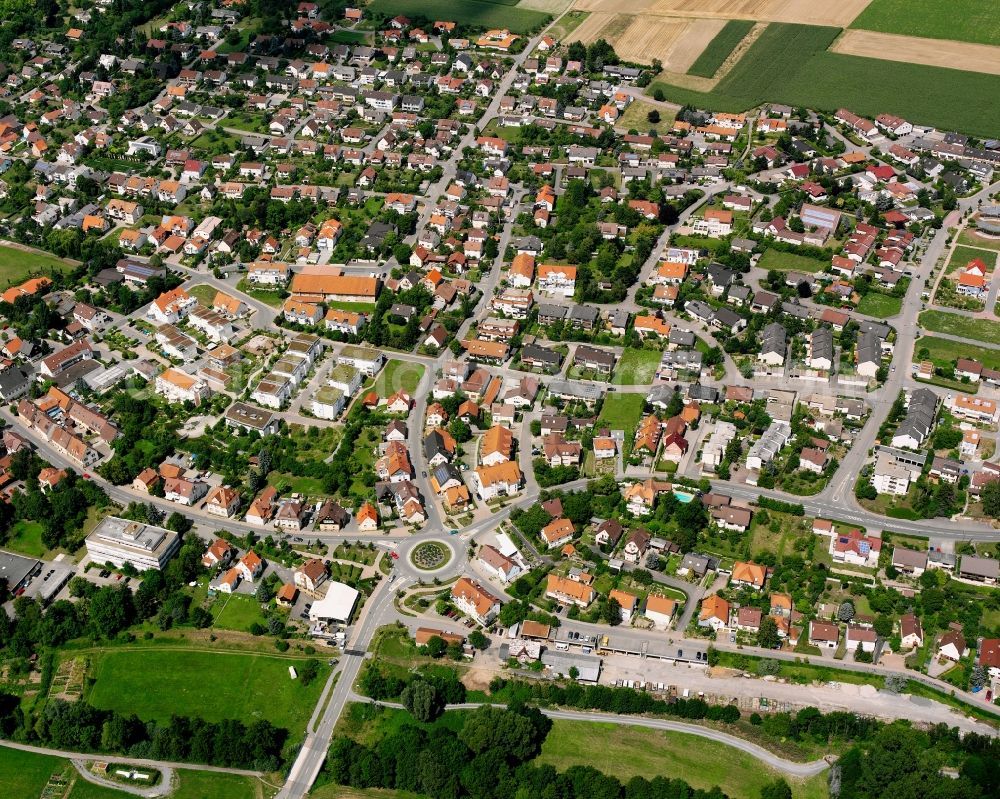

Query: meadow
<box><xmin>535</xmin><ymin>720</ymin><xmax>830</xmax><ymax>799</ymax></box>
<box><xmin>687</xmin><ymin>19</ymin><xmax>754</xmax><ymax>77</ymax></box>
<box><xmin>849</xmin><ymin>0</ymin><xmax>1000</xmax><ymax>47</ymax></box>
<box><xmin>758</xmin><ymin>248</ymin><xmax>828</xmax><ymax>273</ymax></box>
<box><xmin>0</xmin><ymin>243</ymin><xmax>76</xmax><ymax>287</ymax></box>
<box><xmin>651</xmin><ymin>23</ymin><xmax>1000</xmax><ymax>137</ymax></box>
<box><xmin>367</xmin><ymin>0</ymin><xmax>550</xmax><ymax>34</ymax></box>
<box><xmin>919</xmin><ymin>310</ymin><xmax>1000</xmax><ymax>346</ymax></box>
<box><xmin>84</xmin><ymin>649</ymin><xmax>328</xmax><ymax>739</ymax></box>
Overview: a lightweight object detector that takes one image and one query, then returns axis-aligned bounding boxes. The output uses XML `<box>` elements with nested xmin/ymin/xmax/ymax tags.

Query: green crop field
<box><xmin>919</xmin><ymin>310</ymin><xmax>1000</xmax><ymax>345</ymax></box>
<box><xmin>85</xmin><ymin>649</ymin><xmax>328</xmax><ymax>739</ymax></box>
<box><xmin>651</xmin><ymin>23</ymin><xmax>1000</xmax><ymax>137</ymax></box>
<box><xmin>0</xmin><ymin>244</ymin><xmax>76</xmax><ymax>288</ymax></box>
<box><xmin>850</xmin><ymin>0</ymin><xmax>1000</xmax><ymax>47</ymax></box>
<box><xmin>535</xmin><ymin>720</ymin><xmax>829</xmax><ymax>799</ymax></box>
<box><xmin>758</xmin><ymin>248</ymin><xmax>828</xmax><ymax>273</ymax></box>
<box><xmin>687</xmin><ymin>19</ymin><xmax>754</xmax><ymax>77</ymax></box>
<box><xmin>367</xmin><ymin>0</ymin><xmax>550</xmax><ymax>34</ymax></box>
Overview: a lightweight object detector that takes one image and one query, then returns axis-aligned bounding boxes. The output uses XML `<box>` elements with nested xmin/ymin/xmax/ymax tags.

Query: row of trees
<box><xmin>0</xmin><ymin>695</ymin><xmax>285</xmax><ymax>771</ymax></box>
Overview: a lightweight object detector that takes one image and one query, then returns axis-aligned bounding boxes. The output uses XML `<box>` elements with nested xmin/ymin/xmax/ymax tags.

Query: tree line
<box><xmin>0</xmin><ymin>693</ymin><xmax>285</xmax><ymax>771</ymax></box>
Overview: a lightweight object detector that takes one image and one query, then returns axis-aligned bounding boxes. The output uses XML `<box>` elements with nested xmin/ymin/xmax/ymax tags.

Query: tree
<box><xmin>422</xmin><ymin>635</ymin><xmax>447</xmax><ymax>658</ymax></box>
<box><xmin>838</xmin><ymin>600</ymin><xmax>855</xmax><ymax>622</ymax></box>
<box><xmin>757</xmin><ymin>616</ymin><xmax>780</xmax><ymax>649</ymax></box>
<box><xmin>602</xmin><ymin>596</ymin><xmax>622</xmax><ymax>626</ymax></box>
<box><xmin>760</xmin><ymin>778</ymin><xmax>792</xmax><ymax>799</ymax></box>
<box><xmin>981</xmin><ymin>480</ymin><xmax>1000</xmax><ymax>517</ymax></box>
<box><xmin>647</xmin><ymin>109</ymin><xmax>660</xmax><ymax>124</ymax></box>
<box><xmin>468</xmin><ymin>630</ymin><xmax>489</xmax><ymax>650</ymax></box>
<box><xmin>401</xmin><ymin>680</ymin><xmax>441</xmax><ymax>723</ymax></box>
<box><xmin>88</xmin><ymin>586</ymin><xmax>135</xmax><ymax>638</ymax></box>
<box><xmin>874</xmin><ymin>615</ymin><xmax>893</xmax><ymax>638</ymax></box>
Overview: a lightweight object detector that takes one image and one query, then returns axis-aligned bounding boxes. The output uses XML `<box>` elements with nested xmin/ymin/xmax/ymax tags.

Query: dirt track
<box><xmin>831</xmin><ymin>29</ymin><xmax>1000</xmax><ymax>76</ymax></box>
<box><xmin>571</xmin><ymin>0</ymin><xmax>872</xmax><ymax>27</ymax></box>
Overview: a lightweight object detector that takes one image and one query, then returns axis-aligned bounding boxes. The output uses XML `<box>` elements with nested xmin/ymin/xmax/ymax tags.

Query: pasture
<box><xmin>849</xmin><ymin>0</ymin><xmax>1000</xmax><ymax>47</ymax></box>
<box><xmin>687</xmin><ymin>18</ymin><xmax>755</xmax><ymax>77</ymax></box>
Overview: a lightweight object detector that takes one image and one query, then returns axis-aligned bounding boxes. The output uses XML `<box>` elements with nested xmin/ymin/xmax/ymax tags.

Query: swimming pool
<box><xmin>673</xmin><ymin>489</ymin><xmax>695</xmax><ymax>503</ymax></box>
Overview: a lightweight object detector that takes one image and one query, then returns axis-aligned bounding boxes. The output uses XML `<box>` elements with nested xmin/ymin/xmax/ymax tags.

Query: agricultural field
<box><xmin>919</xmin><ymin>310</ymin><xmax>1000</xmax><ymax>346</ymax></box>
<box><xmin>570</xmin><ymin>0</ymin><xmax>869</xmax><ymax>27</ymax></box>
<box><xmin>567</xmin><ymin>13</ymin><xmax>726</xmax><ymax>70</ymax></box>
<box><xmin>84</xmin><ymin>649</ymin><xmax>328</xmax><ymax>739</ymax></box>
<box><xmin>367</xmin><ymin>0</ymin><xmax>551</xmax><ymax>34</ymax></box>
<box><xmin>849</xmin><ymin>0</ymin><xmax>1000</xmax><ymax>47</ymax></box>
<box><xmin>0</xmin><ymin>243</ymin><xmax>77</xmax><ymax>287</ymax></box>
<box><xmin>687</xmin><ymin>18</ymin><xmax>755</xmax><ymax>77</ymax></box>
<box><xmin>830</xmin><ymin>30</ymin><xmax>1000</xmax><ymax>77</ymax></box>
<box><xmin>649</xmin><ymin>23</ymin><xmax>1000</xmax><ymax>138</ymax></box>
<box><xmin>534</xmin><ymin>720</ymin><xmax>829</xmax><ymax>799</ymax></box>
<box><xmin>758</xmin><ymin>248</ymin><xmax>828</xmax><ymax>273</ymax></box>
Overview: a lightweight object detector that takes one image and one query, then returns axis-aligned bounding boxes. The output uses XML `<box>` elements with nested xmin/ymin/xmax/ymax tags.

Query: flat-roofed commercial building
<box><xmin>85</xmin><ymin>516</ymin><xmax>181</xmax><ymax>571</ymax></box>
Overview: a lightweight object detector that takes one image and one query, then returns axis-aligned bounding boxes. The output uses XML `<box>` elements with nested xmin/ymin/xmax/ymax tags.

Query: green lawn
<box><xmin>919</xmin><ymin>310</ymin><xmax>1000</xmax><ymax>345</ymax></box>
<box><xmin>597</xmin><ymin>393</ymin><xmax>645</xmax><ymax>435</ymax></box>
<box><xmin>850</xmin><ymin>0</ymin><xmax>1000</xmax><ymax>47</ymax></box>
<box><xmin>758</xmin><ymin>248</ymin><xmax>828</xmax><ymax>273</ymax></box>
<box><xmin>187</xmin><ymin>283</ymin><xmax>219</xmax><ymax>307</ymax></box>
<box><xmin>856</xmin><ymin>292</ymin><xmax>901</xmax><ymax>318</ymax></box>
<box><xmin>85</xmin><ymin>649</ymin><xmax>328</xmax><ymax>739</ymax></box>
<box><xmin>235</xmin><ymin>278</ymin><xmax>286</xmax><ymax>308</ymax></box>
<box><xmin>267</xmin><ymin>471</ymin><xmax>328</xmax><ymax>496</ymax></box>
<box><xmin>535</xmin><ymin>720</ymin><xmax>829</xmax><ymax>799</ymax></box>
<box><xmin>612</xmin><ymin>348</ymin><xmax>662</xmax><ymax>385</ymax></box>
<box><xmin>4</xmin><ymin>520</ymin><xmax>48</xmax><ymax>558</ymax></box>
<box><xmin>915</xmin><ymin>335</ymin><xmax>1000</xmax><ymax>371</ymax></box>
<box><xmin>687</xmin><ymin>19</ymin><xmax>755</xmax><ymax>77</ymax></box>
<box><xmin>372</xmin><ymin>359</ymin><xmax>425</xmax><ymax>396</ymax></box>
<box><xmin>210</xmin><ymin>593</ymin><xmax>268</xmax><ymax>632</ymax></box>
<box><xmin>651</xmin><ymin>23</ymin><xmax>1000</xmax><ymax>138</ymax></box>
<box><xmin>329</xmin><ymin>30</ymin><xmax>368</xmax><ymax>44</ymax></box>
<box><xmin>367</xmin><ymin>0</ymin><xmax>550</xmax><ymax>33</ymax></box>
<box><xmin>326</xmin><ymin>300</ymin><xmax>377</xmax><ymax>314</ymax></box>
<box><xmin>169</xmin><ymin>770</ymin><xmax>260</xmax><ymax>799</ymax></box>
<box><xmin>0</xmin><ymin>243</ymin><xmax>76</xmax><ymax>288</ymax></box>
<box><xmin>947</xmin><ymin>245</ymin><xmax>998</xmax><ymax>272</ymax></box>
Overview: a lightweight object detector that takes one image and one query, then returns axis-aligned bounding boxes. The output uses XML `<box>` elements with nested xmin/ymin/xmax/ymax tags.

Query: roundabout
<box><xmin>409</xmin><ymin>540</ymin><xmax>451</xmax><ymax>571</ymax></box>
